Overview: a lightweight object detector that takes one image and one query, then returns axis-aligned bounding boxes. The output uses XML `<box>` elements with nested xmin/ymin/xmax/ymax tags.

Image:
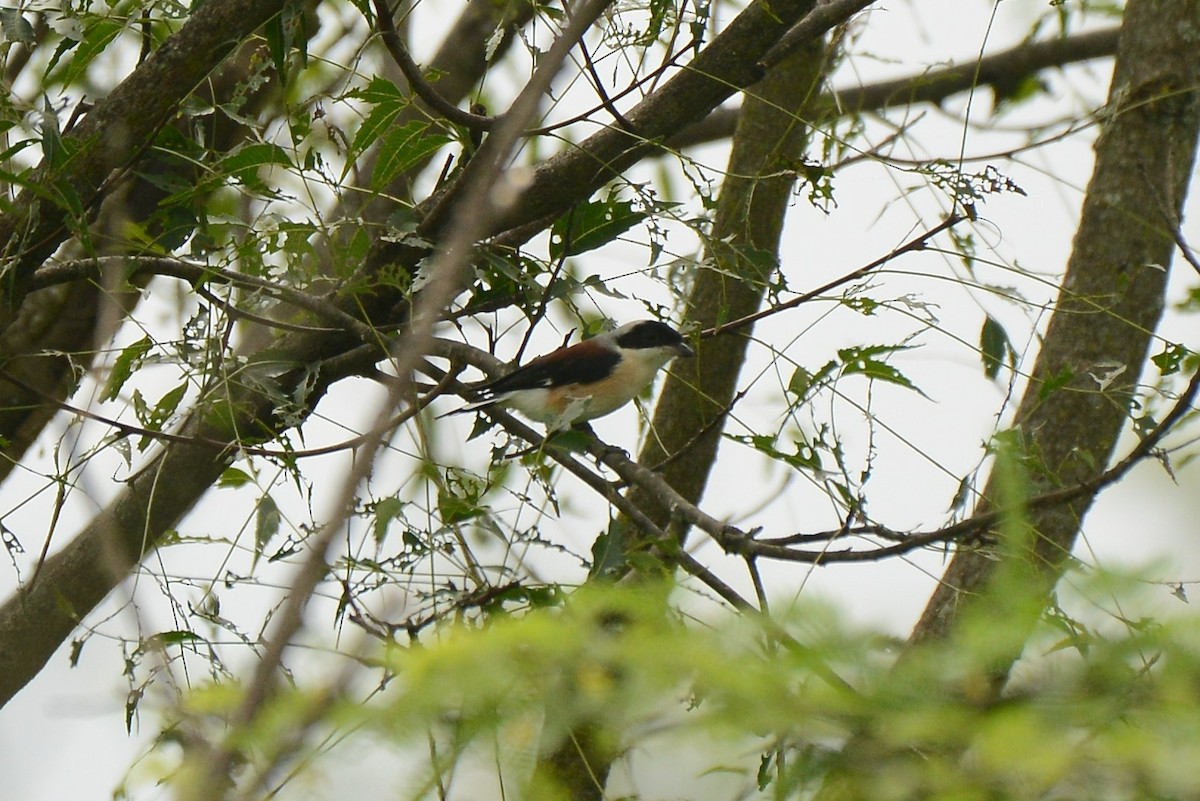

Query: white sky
<box><xmin>3</xmin><ymin>1</ymin><xmax>1199</xmax><ymax>799</ymax></box>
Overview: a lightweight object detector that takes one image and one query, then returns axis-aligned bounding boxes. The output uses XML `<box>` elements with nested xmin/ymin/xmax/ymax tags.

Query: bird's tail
<box><xmin>436</xmin><ymin>394</ymin><xmax>498</xmax><ymax>419</ymax></box>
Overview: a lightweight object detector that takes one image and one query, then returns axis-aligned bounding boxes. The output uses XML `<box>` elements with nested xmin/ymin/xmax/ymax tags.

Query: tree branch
<box><xmin>906</xmin><ymin>0</ymin><xmax>1200</xmax><ymax>676</ymax></box>
<box><xmin>419</xmin><ymin>0</ymin><xmax>822</xmax><ymax>242</ymax></box>
<box><xmin>371</xmin><ymin>0</ymin><xmax>497</xmax><ymax>131</ymax></box>
<box><xmin>702</xmin><ymin>213</ymin><xmax>968</xmax><ymax>339</ymax></box>
<box><xmin>758</xmin><ymin>0</ymin><xmax>878</xmax><ymax>73</ymax></box>
<box><xmin>670</xmin><ymin>27</ymin><xmax>1122</xmax><ymax>151</ymax></box>
<box><xmin>0</xmin><ymin>0</ymin><xmax>288</xmax><ymax>328</ymax></box>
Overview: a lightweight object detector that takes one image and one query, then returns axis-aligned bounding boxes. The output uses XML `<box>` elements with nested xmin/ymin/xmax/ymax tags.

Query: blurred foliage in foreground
<box><xmin>159</xmin><ymin>574</ymin><xmax>1200</xmax><ymax>801</ymax></box>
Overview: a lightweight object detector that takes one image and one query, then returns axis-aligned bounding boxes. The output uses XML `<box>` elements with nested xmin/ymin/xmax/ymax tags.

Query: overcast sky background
<box><xmin>2</xmin><ymin>1</ymin><xmax>1198</xmax><ymax>799</ymax></box>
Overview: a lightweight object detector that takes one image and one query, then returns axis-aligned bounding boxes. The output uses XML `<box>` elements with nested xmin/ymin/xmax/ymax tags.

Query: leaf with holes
<box><xmin>837</xmin><ymin>344</ymin><xmax>927</xmax><ymax>397</ymax></box>
<box><xmin>0</xmin><ymin>9</ymin><xmax>34</xmax><ymax>44</ymax></box>
<box><xmin>136</xmin><ymin>384</ymin><xmax>187</xmax><ymax>450</ymax></box>
<box><xmin>725</xmin><ymin>433</ymin><xmax>823</xmax><ymax>472</ymax></box>
<box><xmin>372</xmin><ymin>496</ymin><xmax>405</xmax><ymax>544</ymax></box>
<box><xmin>550</xmin><ymin>197</ymin><xmax>647</xmax><ymax>259</ymax></box>
<box><xmin>1152</xmin><ymin>342</ymin><xmax>1187</xmax><ymax>376</ymax></box>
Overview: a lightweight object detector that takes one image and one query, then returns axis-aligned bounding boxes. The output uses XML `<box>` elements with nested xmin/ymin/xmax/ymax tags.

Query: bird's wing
<box><xmin>480</xmin><ymin>340</ymin><xmax>620</xmax><ymax>396</ymax></box>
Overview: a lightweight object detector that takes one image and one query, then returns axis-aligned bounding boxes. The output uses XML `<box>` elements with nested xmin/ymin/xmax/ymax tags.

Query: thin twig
<box><xmin>29</xmin><ymin>256</ymin><xmax>380</xmax><ymax>344</ymax></box>
<box><xmin>578</xmin><ymin>36</ymin><xmax>637</xmax><ymax>132</ymax></box>
<box><xmin>1173</xmin><ymin>227</ymin><xmax>1200</xmax><ymax>276</ymax></box>
<box><xmin>674</xmin><ymin>549</ymin><xmax>757</xmax><ymax>610</ymax></box>
<box><xmin>757</xmin><ymin>0</ymin><xmax>878</xmax><ymax>73</ymax></box>
<box><xmin>647</xmin><ymin>386</ymin><xmax>751</xmax><ymax>472</ymax></box>
<box><xmin>523</xmin><ymin>39</ymin><xmax>695</xmax><ymax>136</ymax></box>
<box><xmin>669</xmin><ymin>27</ymin><xmax>1120</xmax><ymax>152</ymax></box>
<box><xmin>738</xmin><ymin>366</ymin><xmax>1200</xmax><ymax>564</ymax></box>
<box><xmin>0</xmin><ymin>363</ymin><xmax>460</xmax><ymax>462</ymax></box>
<box><xmin>516</xmin><ymin>207</ymin><xmax>576</xmax><ymax>362</ymax></box>
<box><xmin>704</xmin><ymin>214</ymin><xmax>966</xmax><ymax>339</ymax></box>
<box><xmin>192</xmin><ymin>283</ymin><xmax>331</xmax><ymax>335</ymax></box>
<box><xmin>371</xmin><ymin>0</ymin><xmax>496</xmax><ymax>132</ymax></box>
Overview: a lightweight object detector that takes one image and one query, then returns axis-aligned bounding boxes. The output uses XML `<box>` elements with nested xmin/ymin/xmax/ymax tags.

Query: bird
<box><xmin>453</xmin><ymin>320</ymin><xmax>694</xmax><ymax>430</ymax></box>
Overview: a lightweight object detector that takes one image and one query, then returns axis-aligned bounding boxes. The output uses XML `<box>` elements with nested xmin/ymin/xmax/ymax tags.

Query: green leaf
<box><xmin>135</xmin><ymin>383</ymin><xmax>187</xmax><ymax>450</ymax></box>
<box><xmin>757</xmin><ymin>751</ymin><xmax>775</xmax><ymax>791</ymax></box>
<box><xmin>372</xmin><ymin>496</ymin><xmax>405</xmax><ymax>544</ymax></box>
<box><xmin>1037</xmin><ymin>366</ymin><xmax>1075</xmax><ymax>401</ymax></box>
<box><xmin>349</xmin><ymin>95</ymin><xmax>409</xmax><ymax>161</ymax></box>
<box><xmin>218</xmin><ymin>467</ymin><xmax>253</xmax><ymax>488</ymax></box>
<box><xmin>39</xmin><ymin>95</ymin><xmax>65</xmax><ymax>168</ymax></box>
<box><xmin>372</xmin><ymin>121</ymin><xmax>451</xmax><ymax>187</ymax></box>
<box><xmin>590</xmin><ymin>518</ymin><xmax>628</xmax><ymax>579</ymax></box>
<box><xmin>255</xmin><ymin>495</ymin><xmax>281</xmax><ymax>560</ymax></box>
<box><xmin>44</xmin><ymin>33</ymin><xmax>76</xmax><ymax>80</ymax></box>
<box><xmin>837</xmin><ymin>344</ymin><xmax>926</xmax><ymax>396</ymax></box>
<box><xmin>546</xmin><ymin>428</ymin><xmax>594</xmax><ymax>452</ymax></box>
<box><xmin>56</xmin><ymin>18</ymin><xmax>122</xmax><ymax>88</ymax></box>
<box><xmin>125</xmin><ymin>688</ymin><xmax>142</xmax><ymax>733</ymax></box>
<box><xmin>787</xmin><ymin>360</ymin><xmax>837</xmax><ymax>404</ymax></box>
<box><xmin>101</xmin><ymin>336</ymin><xmax>152</xmax><ymax>401</ymax></box>
<box><xmin>437</xmin><ymin>468</ymin><xmax>488</xmax><ymax>525</ymax></box>
<box><xmin>438</xmin><ymin>488</ymin><xmax>484</xmax><ymax>525</ymax></box>
<box><xmin>0</xmin><ymin>521</ymin><xmax>20</xmax><ymax>556</ymax></box>
<box><xmin>1151</xmin><ymin>342</ymin><xmax>1187</xmax><ymax>376</ymax></box>
<box><xmin>466</xmin><ymin>413</ymin><xmax>496</xmax><ymax>441</ymax></box>
<box><xmin>549</xmin><ymin>197</ymin><xmax>648</xmax><ymax>259</ymax></box>
<box><xmin>219</xmin><ymin>142</ymin><xmax>294</xmax><ymax>191</ymax></box>
<box><xmin>725</xmin><ymin>433</ymin><xmax>822</xmax><ymax>472</ymax></box>
<box><xmin>264</xmin><ymin>5</ymin><xmax>307</xmax><ymax>88</ymax></box>
<box><xmin>0</xmin><ymin>9</ymin><xmax>34</xmax><ymax>46</ymax></box>
<box><xmin>992</xmin><ymin>73</ymin><xmax>1050</xmax><ymax>111</ymax></box>
<box><xmin>68</xmin><ymin>638</ymin><xmax>84</xmax><ymax>667</ymax></box>
<box><xmin>149</xmin><ymin>630</ymin><xmax>203</xmax><ymax>647</ymax></box>
<box><xmin>980</xmin><ymin>315</ymin><xmax>1015</xmax><ymax>380</ymax></box>
<box><xmin>579</xmin><ymin>273</ymin><xmax>629</xmax><ymax>300</ymax></box>
<box><xmin>348</xmin><ymin>75</ymin><xmax>406</xmax><ymax>105</ymax></box>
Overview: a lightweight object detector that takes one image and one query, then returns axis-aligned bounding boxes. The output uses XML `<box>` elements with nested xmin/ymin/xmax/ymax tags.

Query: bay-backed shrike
<box><xmin>455</xmin><ymin>320</ymin><xmax>694</xmax><ymax>430</ymax></box>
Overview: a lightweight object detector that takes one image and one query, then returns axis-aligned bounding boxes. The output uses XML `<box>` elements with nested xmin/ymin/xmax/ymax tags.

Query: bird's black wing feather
<box><xmin>481</xmin><ymin>346</ymin><xmax>620</xmax><ymax>395</ymax></box>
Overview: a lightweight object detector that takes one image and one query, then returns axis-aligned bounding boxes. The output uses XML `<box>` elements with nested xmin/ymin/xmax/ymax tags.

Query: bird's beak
<box><xmin>674</xmin><ymin>341</ymin><xmax>696</xmax><ymax>358</ymax></box>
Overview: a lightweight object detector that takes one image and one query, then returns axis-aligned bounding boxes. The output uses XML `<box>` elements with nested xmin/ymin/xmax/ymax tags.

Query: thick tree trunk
<box><xmin>536</xmin><ymin>23</ymin><xmax>830</xmax><ymax>801</ymax></box>
<box><xmin>909</xmin><ymin>0</ymin><xmax>1200</xmax><ymax>667</ymax></box>
<box><xmin>627</xmin><ymin>27</ymin><xmax>826</xmax><ymax>531</ymax></box>
<box><xmin>0</xmin><ymin>0</ymin><xmax>827</xmax><ymax>712</ymax></box>
<box><xmin>808</xmin><ymin>5</ymin><xmax>1200</xmax><ymax>798</ymax></box>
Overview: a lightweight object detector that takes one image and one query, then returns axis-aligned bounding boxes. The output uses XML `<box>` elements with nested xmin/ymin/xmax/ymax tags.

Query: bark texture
<box><xmin>0</xmin><ymin>0</ymin><xmax>823</xmax><ymax>710</ymax></box>
<box><xmin>537</xmin><ymin>24</ymin><xmax>829</xmax><ymax>801</ymax></box>
<box><xmin>629</xmin><ymin>34</ymin><xmax>827</xmax><ymax>529</ymax></box>
<box><xmin>0</xmin><ymin>0</ymin><xmax>289</xmax><ymax>323</ymax></box>
<box><xmin>910</xmin><ymin>0</ymin><xmax>1200</xmax><ymax>658</ymax></box>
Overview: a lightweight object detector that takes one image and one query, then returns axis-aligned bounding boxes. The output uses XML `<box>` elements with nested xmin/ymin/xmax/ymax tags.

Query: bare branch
<box><xmin>671</xmin><ymin>27</ymin><xmax>1122</xmax><ymax>151</ymax></box>
<box><xmin>703</xmin><ymin>213</ymin><xmax>968</xmax><ymax>340</ymax></box>
<box><xmin>371</xmin><ymin>0</ymin><xmax>497</xmax><ymax>132</ymax></box>
<box><xmin>0</xmin><ymin>0</ymin><xmax>289</xmax><ymax>327</ymax></box>
<box><xmin>0</xmin><ymin>362</ymin><xmax>459</xmax><ymax>467</ymax></box>
<box><xmin>758</xmin><ymin>0</ymin><xmax>879</xmax><ymax>73</ymax></box>
<box><xmin>29</xmin><ymin>256</ymin><xmax>380</xmax><ymax>342</ymax></box>
<box><xmin>728</xmin><ymin>365</ymin><xmax>1200</xmax><ymax>565</ymax></box>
